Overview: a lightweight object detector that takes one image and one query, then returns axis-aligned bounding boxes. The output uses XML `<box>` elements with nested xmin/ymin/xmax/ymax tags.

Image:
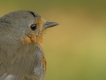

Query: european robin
<box><xmin>0</xmin><ymin>10</ymin><xmax>58</xmax><ymax>80</ymax></box>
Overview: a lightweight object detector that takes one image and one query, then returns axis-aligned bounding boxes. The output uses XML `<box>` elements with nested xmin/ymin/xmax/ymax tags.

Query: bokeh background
<box><xmin>0</xmin><ymin>0</ymin><xmax>106</xmax><ymax>80</ymax></box>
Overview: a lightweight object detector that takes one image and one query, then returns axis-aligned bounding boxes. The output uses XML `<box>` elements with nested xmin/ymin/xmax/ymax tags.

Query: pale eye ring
<box><xmin>30</xmin><ymin>24</ymin><xmax>37</xmax><ymax>30</ymax></box>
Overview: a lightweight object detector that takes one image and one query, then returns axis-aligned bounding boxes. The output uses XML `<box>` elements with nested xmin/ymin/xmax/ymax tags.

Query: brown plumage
<box><xmin>0</xmin><ymin>10</ymin><xmax>58</xmax><ymax>80</ymax></box>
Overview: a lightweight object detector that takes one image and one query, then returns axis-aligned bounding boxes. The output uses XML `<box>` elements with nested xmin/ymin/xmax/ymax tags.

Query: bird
<box><xmin>0</xmin><ymin>10</ymin><xmax>58</xmax><ymax>80</ymax></box>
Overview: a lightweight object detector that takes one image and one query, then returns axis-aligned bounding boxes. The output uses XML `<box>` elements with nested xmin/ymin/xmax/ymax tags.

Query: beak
<box><xmin>44</xmin><ymin>22</ymin><xmax>58</xmax><ymax>29</ymax></box>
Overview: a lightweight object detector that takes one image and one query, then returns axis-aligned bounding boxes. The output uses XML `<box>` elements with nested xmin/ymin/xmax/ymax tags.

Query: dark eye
<box><xmin>30</xmin><ymin>24</ymin><xmax>37</xmax><ymax>30</ymax></box>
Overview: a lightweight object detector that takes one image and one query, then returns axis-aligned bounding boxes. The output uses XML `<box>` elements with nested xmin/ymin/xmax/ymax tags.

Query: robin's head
<box><xmin>0</xmin><ymin>10</ymin><xmax>58</xmax><ymax>44</ymax></box>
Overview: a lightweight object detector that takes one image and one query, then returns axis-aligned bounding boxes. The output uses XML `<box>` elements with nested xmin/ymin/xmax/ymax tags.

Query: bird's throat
<box><xmin>22</xmin><ymin>32</ymin><xmax>43</xmax><ymax>45</ymax></box>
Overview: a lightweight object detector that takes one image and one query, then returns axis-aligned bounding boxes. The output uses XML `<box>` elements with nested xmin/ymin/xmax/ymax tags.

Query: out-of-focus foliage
<box><xmin>0</xmin><ymin>0</ymin><xmax>106</xmax><ymax>80</ymax></box>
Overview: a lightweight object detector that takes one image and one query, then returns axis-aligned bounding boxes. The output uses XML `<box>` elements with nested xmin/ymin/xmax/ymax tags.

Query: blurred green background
<box><xmin>0</xmin><ymin>0</ymin><xmax>106</xmax><ymax>80</ymax></box>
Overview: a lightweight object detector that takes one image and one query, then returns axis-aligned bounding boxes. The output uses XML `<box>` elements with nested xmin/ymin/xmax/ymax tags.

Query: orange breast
<box><xmin>22</xmin><ymin>31</ymin><xmax>44</xmax><ymax>45</ymax></box>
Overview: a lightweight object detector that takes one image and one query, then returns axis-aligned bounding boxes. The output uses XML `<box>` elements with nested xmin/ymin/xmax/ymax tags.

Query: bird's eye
<box><xmin>30</xmin><ymin>24</ymin><xmax>37</xmax><ymax>30</ymax></box>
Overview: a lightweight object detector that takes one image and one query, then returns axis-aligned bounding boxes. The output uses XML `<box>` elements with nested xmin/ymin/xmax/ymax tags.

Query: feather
<box><xmin>5</xmin><ymin>74</ymin><xmax>17</xmax><ymax>80</ymax></box>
